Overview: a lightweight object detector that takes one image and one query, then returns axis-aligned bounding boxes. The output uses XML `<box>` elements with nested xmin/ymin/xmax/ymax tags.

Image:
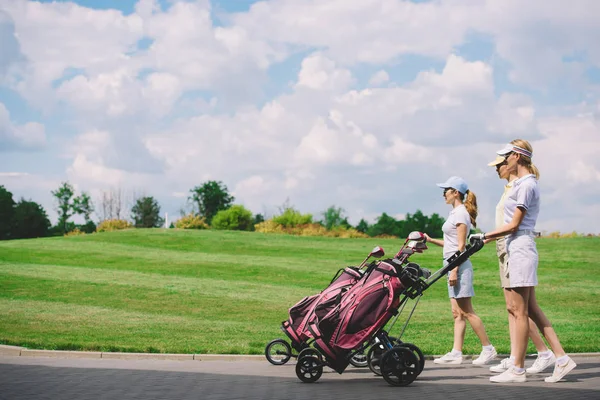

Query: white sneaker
<box><xmin>473</xmin><ymin>347</ymin><xmax>497</xmax><ymax>365</ymax></box>
<box><xmin>433</xmin><ymin>352</ymin><xmax>463</xmax><ymax>365</ymax></box>
<box><xmin>490</xmin><ymin>357</ymin><xmax>514</xmax><ymax>373</ymax></box>
<box><xmin>544</xmin><ymin>357</ymin><xmax>577</xmax><ymax>383</ymax></box>
<box><xmin>490</xmin><ymin>366</ymin><xmax>527</xmax><ymax>383</ymax></box>
<box><xmin>526</xmin><ymin>352</ymin><xmax>556</xmax><ymax>373</ymax></box>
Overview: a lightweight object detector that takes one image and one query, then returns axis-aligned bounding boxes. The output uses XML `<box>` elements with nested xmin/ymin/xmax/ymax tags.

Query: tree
<box><xmin>355</xmin><ymin>218</ymin><xmax>369</xmax><ymax>233</ymax></box>
<box><xmin>131</xmin><ymin>196</ymin><xmax>164</xmax><ymax>228</ymax></box>
<box><xmin>99</xmin><ymin>187</ymin><xmax>123</xmax><ymax>221</ymax></box>
<box><xmin>253</xmin><ymin>213</ymin><xmax>265</xmax><ymax>226</ymax></box>
<box><xmin>52</xmin><ymin>182</ymin><xmax>75</xmax><ymax>234</ymax></box>
<box><xmin>367</xmin><ymin>213</ymin><xmax>401</xmax><ymax>237</ymax></box>
<box><xmin>0</xmin><ymin>186</ymin><xmax>16</xmax><ymax>240</ymax></box>
<box><xmin>12</xmin><ymin>199</ymin><xmax>51</xmax><ymax>239</ymax></box>
<box><xmin>73</xmin><ymin>191</ymin><xmax>95</xmax><ymax>233</ymax></box>
<box><xmin>321</xmin><ymin>205</ymin><xmax>346</xmax><ymax>230</ymax></box>
<box><xmin>212</xmin><ymin>205</ymin><xmax>254</xmax><ymax>231</ymax></box>
<box><xmin>189</xmin><ymin>181</ymin><xmax>234</xmax><ymax>224</ymax></box>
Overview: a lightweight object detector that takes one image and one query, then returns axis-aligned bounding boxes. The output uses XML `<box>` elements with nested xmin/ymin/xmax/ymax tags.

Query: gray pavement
<box><xmin>1</xmin><ymin>353</ymin><xmax>599</xmax><ymax>400</ymax></box>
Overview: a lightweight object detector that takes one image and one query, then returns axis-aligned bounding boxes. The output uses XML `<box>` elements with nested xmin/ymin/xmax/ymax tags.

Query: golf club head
<box><xmin>407</xmin><ymin>240</ymin><xmax>428</xmax><ymax>253</ymax></box>
<box><xmin>370</xmin><ymin>246</ymin><xmax>385</xmax><ymax>258</ymax></box>
<box><xmin>407</xmin><ymin>231</ymin><xmax>426</xmax><ymax>242</ymax></box>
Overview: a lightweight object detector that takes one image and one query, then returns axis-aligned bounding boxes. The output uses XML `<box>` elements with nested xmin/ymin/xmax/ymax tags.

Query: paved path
<box><xmin>1</xmin><ymin>354</ymin><xmax>599</xmax><ymax>400</ymax></box>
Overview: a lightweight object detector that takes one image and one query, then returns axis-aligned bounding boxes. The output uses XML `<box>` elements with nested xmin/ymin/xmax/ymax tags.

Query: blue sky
<box><xmin>1</xmin><ymin>0</ymin><xmax>600</xmax><ymax>234</ymax></box>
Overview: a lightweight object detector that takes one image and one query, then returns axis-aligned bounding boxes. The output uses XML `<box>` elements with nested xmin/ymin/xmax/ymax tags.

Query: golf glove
<box><xmin>469</xmin><ymin>233</ymin><xmax>485</xmax><ymax>243</ymax></box>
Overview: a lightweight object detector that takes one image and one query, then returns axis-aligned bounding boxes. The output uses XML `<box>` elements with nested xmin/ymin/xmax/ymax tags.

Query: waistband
<box><xmin>510</xmin><ymin>230</ymin><xmax>540</xmax><ymax>237</ymax></box>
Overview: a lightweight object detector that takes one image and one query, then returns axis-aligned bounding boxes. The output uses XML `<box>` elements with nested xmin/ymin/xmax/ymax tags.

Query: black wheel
<box><xmin>397</xmin><ymin>343</ymin><xmax>425</xmax><ymax>375</ymax></box>
<box><xmin>381</xmin><ymin>347</ymin><xmax>419</xmax><ymax>386</ymax></box>
<box><xmin>349</xmin><ymin>348</ymin><xmax>368</xmax><ymax>368</ymax></box>
<box><xmin>265</xmin><ymin>339</ymin><xmax>292</xmax><ymax>365</ymax></box>
<box><xmin>366</xmin><ymin>336</ymin><xmax>397</xmax><ymax>375</ymax></box>
<box><xmin>296</xmin><ymin>355</ymin><xmax>323</xmax><ymax>383</ymax></box>
<box><xmin>367</xmin><ymin>343</ymin><xmax>384</xmax><ymax>375</ymax></box>
<box><xmin>298</xmin><ymin>347</ymin><xmax>323</xmax><ymax>362</ymax></box>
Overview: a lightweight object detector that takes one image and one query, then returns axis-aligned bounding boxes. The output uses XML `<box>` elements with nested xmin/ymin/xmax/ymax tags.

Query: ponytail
<box><xmin>529</xmin><ymin>163</ymin><xmax>540</xmax><ymax>179</ymax></box>
<box><xmin>463</xmin><ymin>190</ymin><xmax>478</xmax><ymax>227</ymax></box>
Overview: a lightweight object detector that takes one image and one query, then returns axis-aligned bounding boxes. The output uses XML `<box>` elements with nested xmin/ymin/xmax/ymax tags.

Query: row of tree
<box><xmin>0</xmin><ymin>186</ymin><xmax>52</xmax><ymax>240</ymax></box>
<box><xmin>0</xmin><ymin>180</ymin><xmax>445</xmax><ymax>240</ymax></box>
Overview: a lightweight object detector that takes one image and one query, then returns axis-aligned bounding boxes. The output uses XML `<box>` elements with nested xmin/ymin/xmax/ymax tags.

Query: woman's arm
<box><xmin>456</xmin><ymin>223</ymin><xmax>467</xmax><ymax>252</ymax></box>
<box><xmin>423</xmin><ymin>233</ymin><xmax>443</xmax><ymax>247</ymax></box>
<box><xmin>484</xmin><ymin>207</ymin><xmax>526</xmax><ymax>240</ymax></box>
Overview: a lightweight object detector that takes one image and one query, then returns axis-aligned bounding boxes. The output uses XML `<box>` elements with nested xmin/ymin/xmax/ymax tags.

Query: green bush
<box><xmin>272</xmin><ymin>208</ymin><xmax>313</xmax><ymax>228</ymax></box>
<box><xmin>211</xmin><ymin>205</ymin><xmax>253</xmax><ymax>231</ymax></box>
<box><xmin>96</xmin><ymin>219</ymin><xmax>133</xmax><ymax>232</ymax></box>
<box><xmin>174</xmin><ymin>214</ymin><xmax>209</xmax><ymax>230</ymax></box>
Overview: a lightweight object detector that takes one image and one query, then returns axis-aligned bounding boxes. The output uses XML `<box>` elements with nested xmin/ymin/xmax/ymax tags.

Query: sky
<box><xmin>1</xmin><ymin>0</ymin><xmax>600</xmax><ymax>234</ymax></box>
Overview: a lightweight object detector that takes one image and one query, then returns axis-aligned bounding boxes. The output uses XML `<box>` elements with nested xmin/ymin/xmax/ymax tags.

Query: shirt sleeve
<box><xmin>516</xmin><ymin>180</ymin><xmax>536</xmax><ymax>210</ymax></box>
<box><xmin>455</xmin><ymin>207</ymin><xmax>470</xmax><ymax>226</ymax></box>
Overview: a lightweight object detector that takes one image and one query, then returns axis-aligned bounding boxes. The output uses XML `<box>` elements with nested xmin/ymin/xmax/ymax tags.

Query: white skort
<box><xmin>445</xmin><ymin>258</ymin><xmax>475</xmax><ymax>299</ymax></box>
<box><xmin>506</xmin><ymin>231</ymin><xmax>538</xmax><ymax>288</ymax></box>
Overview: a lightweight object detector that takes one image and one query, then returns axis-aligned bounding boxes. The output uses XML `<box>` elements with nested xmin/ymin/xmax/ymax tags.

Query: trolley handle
<box><xmin>422</xmin><ymin>238</ymin><xmax>485</xmax><ymax>288</ymax></box>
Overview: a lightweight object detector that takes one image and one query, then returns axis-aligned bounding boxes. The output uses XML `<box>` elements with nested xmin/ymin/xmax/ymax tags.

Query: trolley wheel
<box><xmin>298</xmin><ymin>347</ymin><xmax>323</xmax><ymax>362</ymax></box>
<box><xmin>397</xmin><ymin>343</ymin><xmax>425</xmax><ymax>375</ymax></box>
<box><xmin>265</xmin><ymin>339</ymin><xmax>292</xmax><ymax>365</ymax></box>
<box><xmin>296</xmin><ymin>355</ymin><xmax>323</xmax><ymax>383</ymax></box>
<box><xmin>366</xmin><ymin>336</ymin><xmax>397</xmax><ymax>375</ymax></box>
<box><xmin>349</xmin><ymin>348</ymin><xmax>368</xmax><ymax>368</ymax></box>
<box><xmin>367</xmin><ymin>343</ymin><xmax>384</xmax><ymax>375</ymax></box>
<box><xmin>381</xmin><ymin>347</ymin><xmax>419</xmax><ymax>387</ymax></box>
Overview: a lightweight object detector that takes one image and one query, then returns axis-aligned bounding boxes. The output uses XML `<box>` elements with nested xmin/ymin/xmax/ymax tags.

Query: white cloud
<box><xmin>296</xmin><ymin>53</ymin><xmax>354</xmax><ymax>91</ymax></box>
<box><xmin>369</xmin><ymin>70</ymin><xmax>389</xmax><ymax>87</ymax></box>
<box><xmin>2</xmin><ymin>0</ymin><xmax>600</xmax><ymax>235</ymax></box>
<box><xmin>0</xmin><ymin>102</ymin><xmax>46</xmax><ymax>150</ymax></box>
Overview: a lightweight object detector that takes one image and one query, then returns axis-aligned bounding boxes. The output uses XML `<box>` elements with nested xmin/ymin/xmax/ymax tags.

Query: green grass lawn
<box><xmin>0</xmin><ymin>229</ymin><xmax>598</xmax><ymax>356</ymax></box>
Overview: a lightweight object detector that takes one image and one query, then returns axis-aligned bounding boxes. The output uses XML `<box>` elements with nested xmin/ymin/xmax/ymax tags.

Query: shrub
<box><xmin>328</xmin><ymin>227</ymin><xmax>369</xmax><ymax>238</ymax></box>
<box><xmin>211</xmin><ymin>205</ymin><xmax>254</xmax><ymax>231</ymax></box>
<box><xmin>96</xmin><ymin>219</ymin><xmax>133</xmax><ymax>232</ymax></box>
<box><xmin>64</xmin><ymin>228</ymin><xmax>86</xmax><ymax>237</ymax></box>
<box><xmin>272</xmin><ymin>208</ymin><xmax>313</xmax><ymax>227</ymax></box>
<box><xmin>174</xmin><ymin>214</ymin><xmax>209</xmax><ymax>230</ymax></box>
<box><xmin>254</xmin><ymin>220</ymin><xmax>285</xmax><ymax>234</ymax></box>
<box><xmin>298</xmin><ymin>223</ymin><xmax>328</xmax><ymax>237</ymax></box>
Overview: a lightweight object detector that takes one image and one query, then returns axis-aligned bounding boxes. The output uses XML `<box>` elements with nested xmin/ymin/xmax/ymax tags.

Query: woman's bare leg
<box><xmin>455</xmin><ymin>297</ymin><xmax>492</xmax><ymax>346</ymax></box>
<box><xmin>450</xmin><ymin>298</ymin><xmax>466</xmax><ymax>352</ymax></box>
<box><xmin>505</xmin><ymin>287</ymin><xmax>531</xmax><ymax>368</ymax></box>
<box><xmin>529</xmin><ymin>318</ymin><xmax>549</xmax><ymax>352</ymax></box>
<box><xmin>504</xmin><ymin>288</ymin><xmax>516</xmax><ymax>356</ymax></box>
<box><xmin>528</xmin><ymin>287</ymin><xmax>566</xmax><ymax>357</ymax></box>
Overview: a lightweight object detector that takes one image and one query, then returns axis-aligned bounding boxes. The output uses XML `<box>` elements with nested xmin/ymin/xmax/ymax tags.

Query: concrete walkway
<box><xmin>1</xmin><ymin>346</ymin><xmax>599</xmax><ymax>400</ymax></box>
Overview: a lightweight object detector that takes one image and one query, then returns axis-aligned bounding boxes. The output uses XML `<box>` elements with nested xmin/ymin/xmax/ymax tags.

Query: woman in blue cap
<box><xmin>424</xmin><ymin>176</ymin><xmax>497</xmax><ymax>366</ymax></box>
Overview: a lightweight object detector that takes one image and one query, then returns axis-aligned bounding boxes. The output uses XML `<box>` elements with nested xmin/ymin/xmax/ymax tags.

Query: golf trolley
<box><xmin>294</xmin><ymin>236</ymin><xmax>485</xmax><ymax>386</ymax></box>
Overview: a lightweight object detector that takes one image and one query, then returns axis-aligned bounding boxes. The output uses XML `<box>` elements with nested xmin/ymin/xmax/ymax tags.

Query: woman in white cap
<box><xmin>487</xmin><ymin>153</ymin><xmax>556</xmax><ymax>376</ymax></box>
<box><xmin>424</xmin><ymin>176</ymin><xmax>497</xmax><ymax>366</ymax></box>
<box><xmin>470</xmin><ymin>139</ymin><xmax>576</xmax><ymax>383</ymax></box>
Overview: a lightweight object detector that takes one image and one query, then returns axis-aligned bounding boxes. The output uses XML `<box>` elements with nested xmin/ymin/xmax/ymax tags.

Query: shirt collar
<box><xmin>514</xmin><ymin>174</ymin><xmax>535</xmax><ymax>186</ymax></box>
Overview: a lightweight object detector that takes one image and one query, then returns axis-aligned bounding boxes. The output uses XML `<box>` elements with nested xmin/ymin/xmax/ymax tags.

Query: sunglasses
<box><xmin>496</xmin><ymin>153</ymin><xmax>512</xmax><ymax>168</ymax></box>
<box><xmin>443</xmin><ymin>188</ymin><xmax>455</xmax><ymax>194</ymax></box>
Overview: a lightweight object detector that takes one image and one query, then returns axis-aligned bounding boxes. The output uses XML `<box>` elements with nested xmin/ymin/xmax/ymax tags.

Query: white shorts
<box><xmin>506</xmin><ymin>232</ymin><xmax>538</xmax><ymax>288</ymax></box>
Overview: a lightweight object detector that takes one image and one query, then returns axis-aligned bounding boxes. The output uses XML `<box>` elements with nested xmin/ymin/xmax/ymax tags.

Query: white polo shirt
<box><xmin>503</xmin><ymin>174</ymin><xmax>540</xmax><ymax>231</ymax></box>
<box><xmin>442</xmin><ymin>204</ymin><xmax>471</xmax><ymax>258</ymax></box>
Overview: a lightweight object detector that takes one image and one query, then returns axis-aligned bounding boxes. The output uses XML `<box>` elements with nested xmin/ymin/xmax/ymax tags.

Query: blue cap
<box><xmin>436</xmin><ymin>176</ymin><xmax>468</xmax><ymax>194</ymax></box>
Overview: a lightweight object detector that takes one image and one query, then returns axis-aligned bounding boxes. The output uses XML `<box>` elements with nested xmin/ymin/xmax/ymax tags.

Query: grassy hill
<box><xmin>0</xmin><ymin>229</ymin><xmax>598</xmax><ymax>355</ymax></box>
